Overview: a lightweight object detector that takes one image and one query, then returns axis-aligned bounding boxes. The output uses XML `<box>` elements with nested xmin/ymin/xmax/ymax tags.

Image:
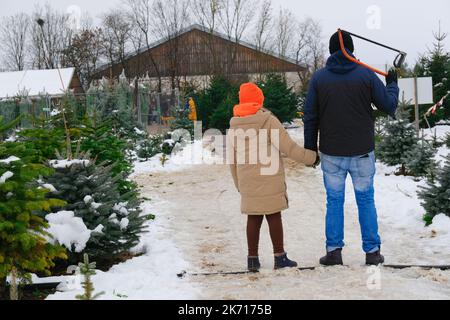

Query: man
<box><xmin>304</xmin><ymin>31</ymin><xmax>399</xmax><ymax>266</ymax></box>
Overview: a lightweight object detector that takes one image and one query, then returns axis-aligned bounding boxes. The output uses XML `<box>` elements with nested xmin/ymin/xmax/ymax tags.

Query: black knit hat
<box><xmin>329</xmin><ymin>31</ymin><xmax>354</xmax><ymax>54</ymax></box>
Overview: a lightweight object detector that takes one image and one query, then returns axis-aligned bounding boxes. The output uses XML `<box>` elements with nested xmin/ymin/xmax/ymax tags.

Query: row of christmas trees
<box><xmin>0</xmin><ymin>89</ymin><xmax>155</xmax><ymax>299</ymax></box>
<box><xmin>377</xmin><ymin>102</ymin><xmax>450</xmax><ymax>224</ymax></box>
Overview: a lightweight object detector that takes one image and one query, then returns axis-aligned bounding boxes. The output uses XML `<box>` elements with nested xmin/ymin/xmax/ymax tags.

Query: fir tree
<box><xmin>197</xmin><ymin>76</ymin><xmax>239</xmax><ymax>130</ymax></box>
<box><xmin>377</xmin><ymin>104</ymin><xmax>419</xmax><ymax>175</ymax></box>
<box><xmin>419</xmin><ymin>154</ymin><xmax>450</xmax><ymax>222</ymax></box>
<box><xmin>208</xmin><ymin>95</ymin><xmax>237</xmax><ymax>134</ymax></box>
<box><xmin>75</xmin><ymin>254</ymin><xmax>105</xmax><ymax>300</ymax></box>
<box><xmin>45</xmin><ymin>157</ymin><xmax>150</xmax><ymax>262</ymax></box>
<box><xmin>170</xmin><ymin>108</ymin><xmax>195</xmax><ymax>138</ymax></box>
<box><xmin>79</xmin><ymin>120</ymin><xmax>136</xmax><ymax>194</ymax></box>
<box><xmin>258</xmin><ymin>73</ymin><xmax>299</xmax><ymax>124</ymax></box>
<box><xmin>0</xmin><ymin>118</ymin><xmax>67</xmax><ymax>298</ymax></box>
<box><xmin>0</xmin><ymin>115</ymin><xmax>22</xmax><ymax>141</ymax></box>
<box><xmin>404</xmin><ymin>140</ymin><xmax>437</xmax><ymax>178</ymax></box>
<box><xmin>415</xmin><ymin>24</ymin><xmax>450</xmax><ymax>124</ymax></box>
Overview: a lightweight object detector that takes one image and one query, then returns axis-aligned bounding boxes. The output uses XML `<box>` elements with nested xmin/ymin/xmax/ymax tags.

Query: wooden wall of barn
<box><xmin>92</xmin><ymin>28</ymin><xmax>303</xmax><ymax>81</ymax></box>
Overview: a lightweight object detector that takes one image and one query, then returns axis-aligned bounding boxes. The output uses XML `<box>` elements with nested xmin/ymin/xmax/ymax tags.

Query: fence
<box><xmin>0</xmin><ymin>87</ymin><xmax>186</xmax><ymax>134</ymax></box>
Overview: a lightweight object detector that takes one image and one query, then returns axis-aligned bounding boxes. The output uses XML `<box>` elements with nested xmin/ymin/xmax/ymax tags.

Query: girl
<box><xmin>228</xmin><ymin>82</ymin><xmax>317</xmax><ymax>272</ymax></box>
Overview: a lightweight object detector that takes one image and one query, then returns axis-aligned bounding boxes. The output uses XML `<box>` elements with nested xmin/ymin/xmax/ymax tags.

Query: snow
<box><xmin>5</xmin><ymin>135</ymin><xmax>17</xmax><ymax>142</ymax></box>
<box><xmin>0</xmin><ymin>156</ymin><xmax>20</xmax><ymax>164</ymax></box>
<box><xmin>0</xmin><ymin>68</ymin><xmax>75</xmax><ymax>99</ymax></box>
<box><xmin>45</xmin><ymin>211</ymin><xmax>92</xmax><ymax>253</ymax></box>
<box><xmin>42</xmin><ymin>183</ymin><xmax>57</xmax><ymax>192</ymax></box>
<box><xmin>374</xmin><ymin>161</ymin><xmax>450</xmax><ymax>264</ymax></box>
<box><xmin>0</xmin><ymin>171</ymin><xmax>14</xmax><ymax>184</ymax></box>
<box><xmin>113</xmin><ymin>202</ymin><xmax>129</xmax><ymax>215</ymax></box>
<box><xmin>132</xmin><ymin>139</ymin><xmax>222</xmax><ymax>177</ymax></box>
<box><xmin>423</xmin><ymin>125</ymin><xmax>450</xmax><ymax>141</ymax></box>
<box><xmin>134</xmin><ymin>127</ymin><xmax>146</xmax><ymax>135</ymax></box>
<box><xmin>93</xmin><ymin>224</ymin><xmax>105</xmax><ymax>234</ymax></box>
<box><xmin>47</xmin><ymin>201</ymin><xmax>199</xmax><ymax>300</ymax></box>
<box><xmin>119</xmin><ymin>218</ymin><xmax>129</xmax><ymax>230</ymax></box>
<box><xmin>49</xmin><ymin>159</ymin><xmax>90</xmax><ymax>169</ymax></box>
<box><xmin>84</xmin><ymin>195</ymin><xmax>102</xmax><ymax>209</ymax></box>
<box><xmin>46</xmin><ymin>125</ymin><xmax>450</xmax><ymax>300</ymax></box>
<box><xmin>50</xmin><ymin>109</ymin><xmax>61</xmax><ymax>117</ymax></box>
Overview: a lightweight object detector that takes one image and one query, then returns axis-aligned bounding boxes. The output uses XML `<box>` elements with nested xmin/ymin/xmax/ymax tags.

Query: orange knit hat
<box><xmin>239</xmin><ymin>83</ymin><xmax>264</xmax><ymax>107</ymax></box>
<box><xmin>233</xmin><ymin>83</ymin><xmax>265</xmax><ymax>117</ymax></box>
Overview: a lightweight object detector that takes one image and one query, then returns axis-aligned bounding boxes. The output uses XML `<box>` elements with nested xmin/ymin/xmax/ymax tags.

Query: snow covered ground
<box><xmin>47</xmin><ymin>126</ymin><xmax>450</xmax><ymax>300</ymax></box>
<box><xmin>46</xmin><ymin>200</ymin><xmax>200</xmax><ymax>300</ymax></box>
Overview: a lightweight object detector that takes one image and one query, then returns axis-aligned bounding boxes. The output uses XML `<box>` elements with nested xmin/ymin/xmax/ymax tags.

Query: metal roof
<box><xmin>0</xmin><ymin>67</ymin><xmax>75</xmax><ymax>100</ymax></box>
<box><xmin>94</xmin><ymin>24</ymin><xmax>306</xmax><ymax>74</ymax></box>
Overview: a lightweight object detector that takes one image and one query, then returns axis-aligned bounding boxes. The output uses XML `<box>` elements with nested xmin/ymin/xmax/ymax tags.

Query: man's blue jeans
<box><xmin>321</xmin><ymin>151</ymin><xmax>381</xmax><ymax>254</ymax></box>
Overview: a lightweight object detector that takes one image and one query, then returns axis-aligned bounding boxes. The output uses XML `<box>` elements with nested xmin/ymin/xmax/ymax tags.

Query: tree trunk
<box><xmin>401</xmin><ymin>164</ymin><xmax>406</xmax><ymax>176</ymax></box>
<box><xmin>10</xmin><ymin>267</ymin><xmax>18</xmax><ymax>300</ymax></box>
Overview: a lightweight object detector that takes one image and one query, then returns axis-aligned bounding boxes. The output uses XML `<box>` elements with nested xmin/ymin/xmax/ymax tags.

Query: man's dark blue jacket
<box><xmin>303</xmin><ymin>50</ymin><xmax>400</xmax><ymax>157</ymax></box>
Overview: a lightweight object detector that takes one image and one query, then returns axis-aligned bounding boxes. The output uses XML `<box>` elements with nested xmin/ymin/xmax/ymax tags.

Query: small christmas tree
<box><xmin>170</xmin><ymin>108</ymin><xmax>194</xmax><ymax>138</ymax></box>
<box><xmin>258</xmin><ymin>73</ymin><xmax>299</xmax><ymax>124</ymax></box>
<box><xmin>46</xmin><ymin>155</ymin><xmax>150</xmax><ymax>262</ymax></box>
<box><xmin>403</xmin><ymin>140</ymin><xmax>437</xmax><ymax>178</ymax></box>
<box><xmin>75</xmin><ymin>254</ymin><xmax>105</xmax><ymax>300</ymax></box>
<box><xmin>196</xmin><ymin>76</ymin><xmax>239</xmax><ymax>130</ymax></box>
<box><xmin>79</xmin><ymin>120</ymin><xmax>136</xmax><ymax>194</ymax></box>
<box><xmin>208</xmin><ymin>95</ymin><xmax>236</xmax><ymax>134</ymax></box>
<box><xmin>419</xmin><ymin>154</ymin><xmax>450</xmax><ymax>223</ymax></box>
<box><xmin>0</xmin><ymin>118</ymin><xmax>67</xmax><ymax>298</ymax></box>
<box><xmin>377</xmin><ymin>104</ymin><xmax>419</xmax><ymax>175</ymax></box>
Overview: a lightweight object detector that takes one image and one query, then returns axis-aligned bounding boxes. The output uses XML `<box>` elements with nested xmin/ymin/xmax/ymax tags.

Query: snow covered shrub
<box><xmin>0</xmin><ymin>118</ymin><xmax>67</xmax><ymax>297</ymax></box>
<box><xmin>45</xmin><ymin>158</ymin><xmax>151</xmax><ymax>262</ymax></box>
<box><xmin>137</xmin><ymin>134</ymin><xmax>175</xmax><ymax>161</ymax></box>
<box><xmin>377</xmin><ymin>106</ymin><xmax>418</xmax><ymax>175</ymax></box>
<box><xmin>170</xmin><ymin>109</ymin><xmax>195</xmax><ymax>138</ymax></box>
<box><xmin>419</xmin><ymin>154</ymin><xmax>450</xmax><ymax>224</ymax></box>
<box><xmin>446</xmin><ymin>133</ymin><xmax>450</xmax><ymax>148</ymax></box>
<box><xmin>79</xmin><ymin>121</ymin><xmax>137</xmax><ymax>194</ymax></box>
<box><xmin>403</xmin><ymin>140</ymin><xmax>437</xmax><ymax>178</ymax></box>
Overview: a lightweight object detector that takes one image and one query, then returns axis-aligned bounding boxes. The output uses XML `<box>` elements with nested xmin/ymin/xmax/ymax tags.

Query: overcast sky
<box><xmin>1</xmin><ymin>0</ymin><xmax>449</xmax><ymax>68</ymax></box>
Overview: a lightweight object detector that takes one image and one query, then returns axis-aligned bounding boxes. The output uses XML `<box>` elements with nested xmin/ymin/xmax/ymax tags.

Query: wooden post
<box><xmin>413</xmin><ymin>76</ymin><xmax>420</xmax><ymax>137</ymax></box>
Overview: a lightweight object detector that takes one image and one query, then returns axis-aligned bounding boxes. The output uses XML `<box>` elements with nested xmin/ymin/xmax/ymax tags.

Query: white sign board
<box><xmin>398</xmin><ymin>77</ymin><xmax>434</xmax><ymax>105</ymax></box>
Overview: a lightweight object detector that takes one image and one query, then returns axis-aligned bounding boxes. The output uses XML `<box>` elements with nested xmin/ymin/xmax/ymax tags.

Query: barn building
<box><xmin>92</xmin><ymin>24</ymin><xmax>306</xmax><ymax>91</ymax></box>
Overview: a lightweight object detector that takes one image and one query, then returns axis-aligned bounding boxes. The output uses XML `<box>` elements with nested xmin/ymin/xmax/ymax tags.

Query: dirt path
<box><xmin>133</xmin><ymin>132</ymin><xmax>450</xmax><ymax>300</ymax></box>
<box><xmin>133</xmin><ymin>161</ymin><xmax>450</xmax><ymax>300</ymax></box>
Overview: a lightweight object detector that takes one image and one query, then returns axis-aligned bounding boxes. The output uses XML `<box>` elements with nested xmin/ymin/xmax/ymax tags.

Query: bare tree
<box><xmin>101</xmin><ymin>9</ymin><xmax>132</xmax><ymax>77</ymax></box>
<box><xmin>151</xmin><ymin>0</ymin><xmax>191</xmax><ymax>89</ymax></box>
<box><xmin>30</xmin><ymin>4</ymin><xmax>73</xmax><ymax>69</ymax></box>
<box><xmin>0</xmin><ymin>13</ymin><xmax>29</xmax><ymax>71</ymax></box>
<box><xmin>191</xmin><ymin>0</ymin><xmax>221</xmax><ymax>32</ymax></box>
<box><xmin>274</xmin><ymin>7</ymin><xmax>295</xmax><ymax>58</ymax></box>
<box><xmin>253</xmin><ymin>0</ymin><xmax>273</xmax><ymax>52</ymax></box>
<box><xmin>61</xmin><ymin>27</ymin><xmax>105</xmax><ymax>88</ymax></box>
<box><xmin>218</xmin><ymin>0</ymin><xmax>255</xmax><ymax>42</ymax></box>
<box><xmin>294</xmin><ymin>18</ymin><xmax>325</xmax><ymax>90</ymax></box>
<box><xmin>123</xmin><ymin>0</ymin><xmax>165</xmax><ymax>91</ymax></box>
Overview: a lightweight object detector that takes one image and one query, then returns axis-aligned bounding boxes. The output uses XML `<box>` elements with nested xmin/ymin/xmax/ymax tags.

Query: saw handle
<box><xmin>394</xmin><ymin>52</ymin><xmax>407</xmax><ymax>69</ymax></box>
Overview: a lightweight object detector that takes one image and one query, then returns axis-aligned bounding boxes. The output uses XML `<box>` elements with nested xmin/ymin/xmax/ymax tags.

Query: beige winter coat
<box><xmin>228</xmin><ymin>109</ymin><xmax>317</xmax><ymax>215</ymax></box>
